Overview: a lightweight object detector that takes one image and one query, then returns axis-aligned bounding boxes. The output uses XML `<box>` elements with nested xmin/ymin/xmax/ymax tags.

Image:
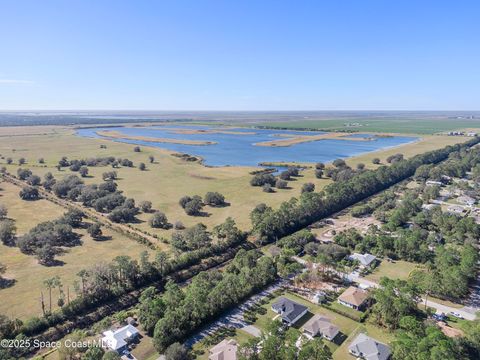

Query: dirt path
<box><xmin>1</xmin><ymin>173</ymin><xmax>160</xmax><ymax>248</ymax></box>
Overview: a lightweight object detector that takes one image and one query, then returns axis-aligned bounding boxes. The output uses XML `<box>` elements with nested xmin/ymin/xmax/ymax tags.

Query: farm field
<box><xmin>249</xmin><ymin>118</ymin><xmax>480</xmax><ymax>134</ymax></box>
<box><xmin>0</xmin><ymin>179</ymin><xmax>153</xmax><ymax>319</ymax></box>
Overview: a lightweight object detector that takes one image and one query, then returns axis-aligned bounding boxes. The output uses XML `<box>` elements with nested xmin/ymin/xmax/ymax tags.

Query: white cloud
<box><xmin>0</xmin><ymin>79</ymin><xmax>35</xmax><ymax>85</ymax></box>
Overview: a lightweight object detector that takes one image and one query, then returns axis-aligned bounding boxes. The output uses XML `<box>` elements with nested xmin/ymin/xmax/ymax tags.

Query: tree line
<box><xmin>250</xmin><ymin>137</ymin><xmax>480</xmax><ymax>244</ymax></box>
<box><xmin>0</xmin><ymin>217</ymin><xmax>247</xmax><ymax>346</ymax></box>
<box><xmin>148</xmin><ymin>249</ymin><xmax>277</xmax><ymax>351</ymax></box>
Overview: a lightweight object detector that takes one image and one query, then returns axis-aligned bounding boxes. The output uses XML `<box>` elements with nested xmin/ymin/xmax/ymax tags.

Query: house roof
<box><xmin>302</xmin><ymin>314</ymin><xmax>339</xmax><ymax>339</ymax></box>
<box><xmin>102</xmin><ymin>324</ymin><xmax>139</xmax><ymax>351</ymax></box>
<box><xmin>457</xmin><ymin>195</ymin><xmax>475</xmax><ymax>204</ymax></box>
<box><xmin>209</xmin><ymin>339</ymin><xmax>238</xmax><ymax>360</ymax></box>
<box><xmin>271</xmin><ymin>297</ymin><xmax>308</xmax><ymax>323</ymax></box>
<box><xmin>349</xmin><ymin>253</ymin><xmax>377</xmax><ymax>266</ymax></box>
<box><xmin>348</xmin><ymin>333</ymin><xmax>391</xmax><ymax>360</ymax></box>
<box><xmin>338</xmin><ymin>286</ymin><xmax>368</xmax><ymax>307</ymax></box>
<box><xmin>447</xmin><ymin>205</ymin><xmax>466</xmax><ymax>214</ymax></box>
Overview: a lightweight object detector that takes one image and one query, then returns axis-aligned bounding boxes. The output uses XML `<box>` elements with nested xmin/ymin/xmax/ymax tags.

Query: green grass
<box><xmin>0</xmin><ymin>129</ymin><xmax>331</xmax><ymax>236</ymax></box>
<box><xmin>249</xmin><ymin>291</ymin><xmax>395</xmax><ymax>359</ymax></box>
<box><xmin>251</xmin><ymin>118</ymin><xmax>480</xmax><ymax>134</ymax></box>
<box><xmin>191</xmin><ymin>328</ymin><xmax>255</xmax><ymax>360</ymax></box>
<box><xmin>345</xmin><ymin>135</ymin><xmax>467</xmax><ymax>169</ymax></box>
<box><xmin>333</xmin><ymin>322</ymin><xmax>395</xmax><ymax>360</ymax></box>
<box><xmin>328</xmin><ymin>302</ymin><xmax>364</xmax><ymax>320</ymax></box>
<box><xmin>0</xmin><ymin>180</ymin><xmax>153</xmax><ymax>319</ymax></box>
<box><xmin>365</xmin><ymin>260</ymin><xmax>421</xmax><ymax>283</ymax></box>
<box><xmin>131</xmin><ymin>334</ymin><xmax>160</xmax><ymax>360</ymax></box>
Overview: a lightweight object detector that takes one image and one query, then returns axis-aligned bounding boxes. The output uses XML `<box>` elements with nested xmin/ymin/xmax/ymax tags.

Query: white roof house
<box><xmin>349</xmin><ymin>253</ymin><xmax>377</xmax><ymax>267</ymax></box>
<box><xmin>101</xmin><ymin>324</ymin><xmax>139</xmax><ymax>352</ymax></box>
<box><xmin>209</xmin><ymin>339</ymin><xmax>238</xmax><ymax>360</ymax></box>
<box><xmin>348</xmin><ymin>333</ymin><xmax>391</xmax><ymax>360</ymax></box>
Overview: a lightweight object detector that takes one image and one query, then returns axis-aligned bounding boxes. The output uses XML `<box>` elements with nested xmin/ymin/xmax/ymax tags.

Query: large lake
<box><xmin>77</xmin><ymin>125</ymin><xmax>417</xmax><ymax>168</ymax></box>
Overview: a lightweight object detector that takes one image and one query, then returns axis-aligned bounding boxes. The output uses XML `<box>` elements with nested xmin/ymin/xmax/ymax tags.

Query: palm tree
<box><xmin>77</xmin><ymin>269</ymin><xmax>88</xmax><ymax>296</ymax></box>
<box><xmin>43</xmin><ymin>278</ymin><xmax>54</xmax><ymax>313</ymax></box>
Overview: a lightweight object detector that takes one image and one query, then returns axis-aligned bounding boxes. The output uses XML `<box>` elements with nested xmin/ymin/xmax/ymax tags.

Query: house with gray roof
<box><xmin>302</xmin><ymin>314</ymin><xmax>339</xmax><ymax>341</ymax></box>
<box><xmin>348</xmin><ymin>333</ymin><xmax>391</xmax><ymax>360</ymax></box>
<box><xmin>348</xmin><ymin>253</ymin><xmax>377</xmax><ymax>268</ymax></box>
<box><xmin>271</xmin><ymin>297</ymin><xmax>308</xmax><ymax>326</ymax></box>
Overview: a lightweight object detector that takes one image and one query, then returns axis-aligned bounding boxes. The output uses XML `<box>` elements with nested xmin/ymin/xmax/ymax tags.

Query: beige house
<box><xmin>338</xmin><ymin>286</ymin><xmax>369</xmax><ymax>310</ymax></box>
<box><xmin>302</xmin><ymin>314</ymin><xmax>340</xmax><ymax>341</ymax></box>
<box><xmin>209</xmin><ymin>339</ymin><xmax>238</xmax><ymax>360</ymax></box>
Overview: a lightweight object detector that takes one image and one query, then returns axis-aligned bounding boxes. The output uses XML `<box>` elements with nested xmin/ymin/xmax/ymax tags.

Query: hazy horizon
<box><xmin>1</xmin><ymin>0</ymin><xmax>479</xmax><ymax>111</ymax></box>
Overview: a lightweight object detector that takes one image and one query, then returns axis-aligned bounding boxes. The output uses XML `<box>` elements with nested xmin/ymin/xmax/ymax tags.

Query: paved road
<box><xmin>419</xmin><ymin>298</ymin><xmax>477</xmax><ymax>320</ymax></box>
<box><xmin>184</xmin><ymin>279</ymin><xmax>287</xmax><ymax>348</ymax></box>
<box><xmin>292</xmin><ymin>257</ymin><xmax>478</xmax><ymax>320</ymax></box>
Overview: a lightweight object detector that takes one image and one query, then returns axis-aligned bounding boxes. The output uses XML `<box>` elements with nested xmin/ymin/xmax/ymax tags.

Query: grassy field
<box><xmin>0</xmin><ymin>180</ymin><xmax>153</xmax><ymax>319</ymax></box>
<box><xmin>250</xmin><ymin>118</ymin><xmax>480</xmax><ymax>134</ymax></box>
<box><xmin>0</xmin><ymin>125</ymin><xmax>472</xmax><ymax>321</ymax></box>
<box><xmin>0</xmin><ymin>128</ymin><xmax>332</xmax><ymax>235</ymax></box>
<box><xmin>345</xmin><ymin>135</ymin><xmax>467</xmax><ymax>169</ymax></box>
<box><xmin>365</xmin><ymin>260</ymin><xmax>421</xmax><ymax>283</ymax></box>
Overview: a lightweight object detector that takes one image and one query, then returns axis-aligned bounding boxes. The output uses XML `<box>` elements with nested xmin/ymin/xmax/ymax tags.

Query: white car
<box><xmin>450</xmin><ymin>311</ymin><xmax>464</xmax><ymax>319</ymax></box>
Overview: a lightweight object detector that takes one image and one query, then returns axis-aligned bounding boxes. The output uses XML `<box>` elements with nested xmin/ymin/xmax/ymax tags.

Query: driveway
<box><xmin>183</xmin><ymin>278</ymin><xmax>287</xmax><ymax>347</ymax></box>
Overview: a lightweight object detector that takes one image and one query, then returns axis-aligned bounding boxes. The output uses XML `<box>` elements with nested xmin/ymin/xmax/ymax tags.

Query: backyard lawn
<box><xmin>251</xmin><ymin>291</ymin><xmax>372</xmax><ymax>358</ymax></box>
<box><xmin>365</xmin><ymin>260</ymin><xmax>421</xmax><ymax>283</ymax></box>
<box><xmin>192</xmin><ymin>328</ymin><xmax>255</xmax><ymax>360</ymax></box>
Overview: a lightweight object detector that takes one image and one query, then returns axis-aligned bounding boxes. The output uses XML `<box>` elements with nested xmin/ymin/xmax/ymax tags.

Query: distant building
<box><xmin>209</xmin><ymin>339</ymin><xmax>238</xmax><ymax>360</ymax></box>
<box><xmin>348</xmin><ymin>253</ymin><xmax>377</xmax><ymax>268</ymax></box>
<box><xmin>422</xmin><ymin>203</ymin><xmax>438</xmax><ymax>211</ymax></box>
<box><xmin>447</xmin><ymin>205</ymin><xmax>467</xmax><ymax>216</ymax></box>
<box><xmin>348</xmin><ymin>333</ymin><xmax>391</xmax><ymax>360</ymax></box>
<box><xmin>338</xmin><ymin>286</ymin><xmax>369</xmax><ymax>310</ymax></box>
<box><xmin>271</xmin><ymin>297</ymin><xmax>308</xmax><ymax>325</ymax></box>
<box><xmin>101</xmin><ymin>324</ymin><xmax>139</xmax><ymax>353</ymax></box>
<box><xmin>447</xmin><ymin>131</ymin><xmax>465</xmax><ymax>136</ymax></box>
<box><xmin>426</xmin><ymin>180</ymin><xmax>443</xmax><ymax>187</ymax></box>
<box><xmin>302</xmin><ymin>314</ymin><xmax>340</xmax><ymax>341</ymax></box>
<box><xmin>467</xmin><ymin>132</ymin><xmax>477</xmax><ymax>137</ymax></box>
<box><xmin>457</xmin><ymin>195</ymin><xmax>476</xmax><ymax>207</ymax></box>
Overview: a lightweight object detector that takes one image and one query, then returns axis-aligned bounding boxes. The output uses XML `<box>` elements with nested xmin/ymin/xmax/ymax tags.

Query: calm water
<box><xmin>76</xmin><ymin>125</ymin><xmax>417</xmax><ymax>168</ymax></box>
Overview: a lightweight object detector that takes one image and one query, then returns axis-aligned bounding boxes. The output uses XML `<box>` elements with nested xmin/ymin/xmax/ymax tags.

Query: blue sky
<box><xmin>0</xmin><ymin>0</ymin><xmax>478</xmax><ymax>110</ymax></box>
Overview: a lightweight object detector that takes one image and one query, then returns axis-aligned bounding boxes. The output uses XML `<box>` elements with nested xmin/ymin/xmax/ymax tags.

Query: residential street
<box><xmin>184</xmin><ymin>278</ymin><xmax>288</xmax><ymax>348</ymax></box>
<box><xmin>419</xmin><ymin>299</ymin><xmax>477</xmax><ymax>321</ymax></box>
<box><xmin>292</xmin><ymin>256</ymin><xmax>479</xmax><ymax>320</ymax></box>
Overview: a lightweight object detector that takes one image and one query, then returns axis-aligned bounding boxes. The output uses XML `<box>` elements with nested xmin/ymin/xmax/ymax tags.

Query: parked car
<box><xmin>449</xmin><ymin>312</ymin><xmax>464</xmax><ymax>319</ymax></box>
<box><xmin>432</xmin><ymin>313</ymin><xmax>447</xmax><ymax>321</ymax></box>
